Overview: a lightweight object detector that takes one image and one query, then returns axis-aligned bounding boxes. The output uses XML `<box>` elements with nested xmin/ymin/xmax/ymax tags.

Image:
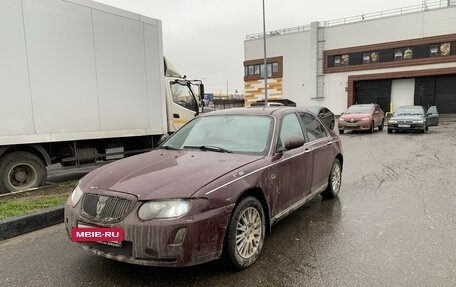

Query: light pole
<box><xmin>262</xmin><ymin>0</ymin><xmax>268</xmax><ymax>106</ymax></box>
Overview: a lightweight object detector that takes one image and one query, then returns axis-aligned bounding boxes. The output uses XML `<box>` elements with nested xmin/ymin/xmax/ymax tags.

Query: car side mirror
<box><xmin>284</xmin><ymin>136</ymin><xmax>305</xmax><ymax>150</ymax></box>
<box><xmin>157</xmin><ymin>134</ymin><xmax>170</xmax><ymax>147</ymax></box>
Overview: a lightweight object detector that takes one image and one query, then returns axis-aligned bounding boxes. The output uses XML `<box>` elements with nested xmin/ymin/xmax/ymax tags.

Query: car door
<box><xmin>299</xmin><ymin>112</ymin><xmax>333</xmax><ymax>194</ymax></box>
<box><xmin>168</xmin><ymin>81</ymin><xmax>198</xmax><ymax>131</ymax></box>
<box><xmin>426</xmin><ymin>106</ymin><xmax>439</xmax><ymax>126</ymax></box>
<box><xmin>273</xmin><ymin>113</ymin><xmax>313</xmax><ymax>214</ymax></box>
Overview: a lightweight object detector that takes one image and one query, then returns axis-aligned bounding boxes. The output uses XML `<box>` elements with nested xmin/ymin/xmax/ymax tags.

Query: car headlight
<box><xmin>389</xmin><ymin>120</ymin><xmax>397</xmax><ymax>124</ymax></box>
<box><xmin>413</xmin><ymin>120</ymin><xmax>424</xmax><ymax>123</ymax></box>
<box><xmin>339</xmin><ymin>117</ymin><xmax>345</xmax><ymax>122</ymax></box>
<box><xmin>361</xmin><ymin>117</ymin><xmax>370</xmax><ymax>121</ymax></box>
<box><xmin>71</xmin><ymin>185</ymin><xmax>84</xmax><ymax>207</ymax></box>
<box><xmin>138</xmin><ymin>200</ymin><xmax>191</xmax><ymax>220</ymax></box>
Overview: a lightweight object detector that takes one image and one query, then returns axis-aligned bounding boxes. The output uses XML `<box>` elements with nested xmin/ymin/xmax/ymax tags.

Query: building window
<box><xmin>394</xmin><ymin>49</ymin><xmax>403</xmax><ymax>60</ymax></box>
<box><xmin>254</xmin><ymin>65</ymin><xmax>260</xmax><ymax>75</ymax></box>
<box><xmin>403</xmin><ymin>47</ymin><xmax>413</xmax><ymax>59</ymax></box>
<box><xmin>326</xmin><ymin>35</ymin><xmax>456</xmax><ymax>70</ymax></box>
<box><xmin>430</xmin><ymin>44</ymin><xmax>439</xmax><ymax>56</ymax></box>
<box><xmin>248</xmin><ymin>66</ymin><xmax>254</xmax><ymax>76</ymax></box>
<box><xmin>371</xmin><ymin>51</ymin><xmax>379</xmax><ymax>63</ymax></box>
<box><xmin>341</xmin><ymin>54</ymin><xmax>349</xmax><ymax>65</ymax></box>
<box><xmin>272</xmin><ymin>62</ymin><xmax>279</xmax><ymax>73</ymax></box>
<box><xmin>243</xmin><ymin>56</ymin><xmax>283</xmax><ymax>80</ymax></box>
<box><xmin>440</xmin><ymin>42</ymin><xmax>451</xmax><ymax>56</ymax></box>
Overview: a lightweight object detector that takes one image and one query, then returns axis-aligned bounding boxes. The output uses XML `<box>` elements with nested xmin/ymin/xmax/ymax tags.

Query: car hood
<box><xmin>390</xmin><ymin>115</ymin><xmax>424</xmax><ymax>121</ymax></box>
<box><xmin>340</xmin><ymin>113</ymin><xmax>371</xmax><ymax>120</ymax></box>
<box><xmin>79</xmin><ymin>150</ymin><xmax>263</xmax><ymax>200</ymax></box>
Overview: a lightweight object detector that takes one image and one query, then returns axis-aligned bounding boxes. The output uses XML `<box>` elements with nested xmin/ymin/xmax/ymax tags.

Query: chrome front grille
<box><xmin>81</xmin><ymin>193</ymin><xmax>132</xmax><ymax>222</ymax></box>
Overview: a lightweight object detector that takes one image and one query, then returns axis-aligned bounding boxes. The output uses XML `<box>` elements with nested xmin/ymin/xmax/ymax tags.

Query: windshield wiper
<box><xmin>160</xmin><ymin>145</ymin><xmax>180</xmax><ymax>150</ymax></box>
<box><xmin>183</xmin><ymin>145</ymin><xmax>232</xmax><ymax>153</ymax></box>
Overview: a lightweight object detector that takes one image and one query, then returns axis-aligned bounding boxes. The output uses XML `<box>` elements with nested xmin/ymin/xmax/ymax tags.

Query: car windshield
<box><xmin>345</xmin><ymin>105</ymin><xmax>372</xmax><ymax>114</ymax></box>
<box><xmin>161</xmin><ymin>115</ymin><xmax>273</xmax><ymax>155</ymax></box>
<box><xmin>394</xmin><ymin>107</ymin><xmax>424</xmax><ymax>116</ymax></box>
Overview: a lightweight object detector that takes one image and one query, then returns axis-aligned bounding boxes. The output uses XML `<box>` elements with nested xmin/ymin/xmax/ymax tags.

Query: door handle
<box><xmin>304</xmin><ymin>148</ymin><xmax>311</xmax><ymax>154</ymax></box>
<box><xmin>173</xmin><ymin>113</ymin><xmax>180</xmax><ymax>119</ymax></box>
<box><xmin>327</xmin><ymin>141</ymin><xmax>333</xmax><ymax>146</ymax></box>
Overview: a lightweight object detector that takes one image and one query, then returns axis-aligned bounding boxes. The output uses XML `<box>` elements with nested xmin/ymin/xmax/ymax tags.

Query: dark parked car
<box><xmin>64</xmin><ymin>107</ymin><xmax>343</xmax><ymax>269</ymax></box>
<box><xmin>338</xmin><ymin>104</ymin><xmax>384</xmax><ymax>134</ymax></box>
<box><xmin>388</xmin><ymin>105</ymin><xmax>437</xmax><ymax>133</ymax></box>
<box><xmin>307</xmin><ymin>106</ymin><xmax>335</xmax><ymax>130</ymax></box>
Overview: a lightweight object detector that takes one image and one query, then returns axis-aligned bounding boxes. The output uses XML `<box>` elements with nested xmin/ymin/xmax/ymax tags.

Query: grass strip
<box><xmin>0</xmin><ymin>194</ymin><xmax>68</xmax><ymax>221</ymax></box>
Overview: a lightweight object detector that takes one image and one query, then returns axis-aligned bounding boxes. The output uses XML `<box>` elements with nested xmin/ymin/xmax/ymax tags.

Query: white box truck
<box><xmin>0</xmin><ymin>0</ymin><xmax>204</xmax><ymax>193</ymax></box>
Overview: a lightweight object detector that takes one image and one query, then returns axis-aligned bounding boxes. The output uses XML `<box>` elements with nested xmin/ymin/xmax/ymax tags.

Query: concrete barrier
<box><xmin>0</xmin><ymin>206</ymin><xmax>64</xmax><ymax>241</ymax></box>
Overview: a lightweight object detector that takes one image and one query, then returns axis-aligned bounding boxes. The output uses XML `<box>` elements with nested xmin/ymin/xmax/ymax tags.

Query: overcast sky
<box><xmin>95</xmin><ymin>0</ymin><xmax>425</xmax><ymax>95</ymax></box>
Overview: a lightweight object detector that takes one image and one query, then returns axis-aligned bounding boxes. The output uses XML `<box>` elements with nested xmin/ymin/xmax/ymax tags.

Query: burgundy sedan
<box><xmin>64</xmin><ymin>107</ymin><xmax>343</xmax><ymax>269</ymax></box>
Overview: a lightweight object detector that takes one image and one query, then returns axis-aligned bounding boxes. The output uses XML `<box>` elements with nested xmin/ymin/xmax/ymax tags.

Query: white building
<box><xmin>244</xmin><ymin>1</ymin><xmax>456</xmax><ymax>114</ymax></box>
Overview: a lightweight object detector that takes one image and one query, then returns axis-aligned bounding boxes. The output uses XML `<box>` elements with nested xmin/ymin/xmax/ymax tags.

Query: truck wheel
<box><xmin>0</xmin><ymin>152</ymin><xmax>47</xmax><ymax>194</ymax></box>
<box><xmin>225</xmin><ymin>196</ymin><xmax>265</xmax><ymax>269</ymax></box>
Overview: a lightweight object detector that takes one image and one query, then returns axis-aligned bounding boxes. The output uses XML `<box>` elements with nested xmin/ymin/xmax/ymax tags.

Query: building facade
<box><xmin>244</xmin><ymin>1</ymin><xmax>456</xmax><ymax>114</ymax></box>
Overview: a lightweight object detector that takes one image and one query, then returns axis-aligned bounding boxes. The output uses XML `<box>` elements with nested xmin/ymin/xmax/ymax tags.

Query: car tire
<box><xmin>0</xmin><ymin>151</ymin><xmax>47</xmax><ymax>194</ymax></box>
<box><xmin>378</xmin><ymin>120</ymin><xmax>384</xmax><ymax>131</ymax></box>
<box><xmin>369</xmin><ymin>121</ymin><xmax>374</xmax><ymax>133</ymax></box>
<box><xmin>321</xmin><ymin>158</ymin><xmax>342</xmax><ymax>199</ymax></box>
<box><xmin>225</xmin><ymin>196</ymin><xmax>266</xmax><ymax>269</ymax></box>
<box><xmin>339</xmin><ymin>129</ymin><xmax>344</xmax><ymax>134</ymax></box>
<box><xmin>329</xmin><ymin>120</ymin><xmax>335</xmax><ymax>130</ymax></box>
<box><xmin>387</xmin><ymin>128</ymin><xmax>392</xmax><ymax>134</ymax></box>
<box><xmin>425</xmin><ymin>125</ymin><xmax>429</xmax><ymax>131</ymax></box>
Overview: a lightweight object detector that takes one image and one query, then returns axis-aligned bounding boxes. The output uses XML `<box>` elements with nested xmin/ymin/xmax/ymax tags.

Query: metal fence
<box><xmin>246</xmin><ymin>0</ymin><xmax>453</xmax><ymax>40</ymax></box>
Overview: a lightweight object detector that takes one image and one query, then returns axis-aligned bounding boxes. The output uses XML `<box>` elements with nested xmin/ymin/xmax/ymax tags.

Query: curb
<box><xmin>0</xmin><ymin>206</ymin><xmax>64</xmax><ymax>241</ymax></box>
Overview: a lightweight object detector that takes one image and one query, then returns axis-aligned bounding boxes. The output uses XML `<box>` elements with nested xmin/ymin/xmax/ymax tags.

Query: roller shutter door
<box><xmin>435</xmin><ymin>75</ymin><xmax>456</xmax><ymax>114</ymax></box>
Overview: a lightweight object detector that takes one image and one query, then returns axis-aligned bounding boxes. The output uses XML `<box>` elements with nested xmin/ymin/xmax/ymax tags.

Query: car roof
<box><xmin>198</xmin><ymin>107</ymin><xmax>311</xmax><ymax>117</ymax></box>
<box><xmin>396</xmin><ymin>105</ymin><xmax>423</xmax><ymax>109</ymax></box>
<box><xmin>350</xmin><ymin>104</ymin><xmax>374</xmax><ymax>107</ymax></box>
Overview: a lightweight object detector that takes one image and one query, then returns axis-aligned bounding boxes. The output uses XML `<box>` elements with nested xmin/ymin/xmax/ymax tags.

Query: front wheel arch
<box><xmin>232</xmin><ymin>187</ymin><xmax>271</xmax><ymax>234</ymax></box>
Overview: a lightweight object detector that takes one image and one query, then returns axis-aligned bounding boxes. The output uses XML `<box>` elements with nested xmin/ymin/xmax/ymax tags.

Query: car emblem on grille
<box><xmin>96</xmin><ymin>196</ymin><xmax>108</xmax><ymax>218</ymax></box>
<box><xmin>350</xmin><ymin>119</ymin><xmax>354</xmax><ymax>122</ymax></box>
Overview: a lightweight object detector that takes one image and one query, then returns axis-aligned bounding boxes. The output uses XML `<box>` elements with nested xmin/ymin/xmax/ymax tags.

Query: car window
<box><xmin>345</xmin><ymin>105</ymin><xmax>373</xmax><ymax>114</ymax></box>
<box><xmin>427</xmin><ymin>106</ymin><xmax>438</xmax><ymax>114</ymax></box>
<box><xmin>278</xmin><ymin>113</ymin><xmax>304</xmax><ymax>149</ymax></box>
<box><xmin>170</xmin><ymin>82</ymin><xmax>197</xmax><ymax>111</ymax></box>
<box><xmin>299</xmin><ymin>112</ymin><xmax>327</xmax><ymax>141</ymax></box>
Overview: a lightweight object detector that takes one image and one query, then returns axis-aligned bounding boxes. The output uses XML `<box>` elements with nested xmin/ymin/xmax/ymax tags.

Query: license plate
<box><xmin>77</xmin><ymin>223</ymin><xmax>123</xmax><ymax>247</ymax></box>
<box><xmin>346</xmin><ymin>123</ymin><xmax>358</xmax><ymax>127</ymax></box>
<box><xmin>398</xmin><ymin>124</ymin><xmax>410</xmax><ymax>128</ymax></box>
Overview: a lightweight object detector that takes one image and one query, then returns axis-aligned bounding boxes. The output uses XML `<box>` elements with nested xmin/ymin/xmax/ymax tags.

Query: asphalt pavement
<box><xmin>1</xmin><ymin>122</ymin><xmax>456</xmax><ymax>287</ymax></box>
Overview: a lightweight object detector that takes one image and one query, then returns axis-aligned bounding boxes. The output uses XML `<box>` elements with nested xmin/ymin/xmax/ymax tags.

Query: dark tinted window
<box><xmin>299</xmin><ymin>113</ymin><xmax>327</xmax><ymax>141</ymax></box>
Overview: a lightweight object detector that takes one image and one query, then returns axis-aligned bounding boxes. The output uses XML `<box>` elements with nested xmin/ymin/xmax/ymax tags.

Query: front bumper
<box><xmin>388</xmin><ymin>123</ymin><xmax>425</xmax><ymax>131</ymax></box>
<box><xmin>338</xmin><ymin>120</ymin><xmax>371</xmax><ymax>131</ymax></box>
<box><xmin>64</xmin><ymin>198</ymin><xmax>234</xmax><ymax>267</ymax></box>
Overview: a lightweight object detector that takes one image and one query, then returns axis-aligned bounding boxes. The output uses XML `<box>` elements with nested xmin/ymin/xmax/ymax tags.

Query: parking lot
<box><xmin>1</xmin><ymin>121</ymin><xmax>456</xmax><ymax>287</ymax></box>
